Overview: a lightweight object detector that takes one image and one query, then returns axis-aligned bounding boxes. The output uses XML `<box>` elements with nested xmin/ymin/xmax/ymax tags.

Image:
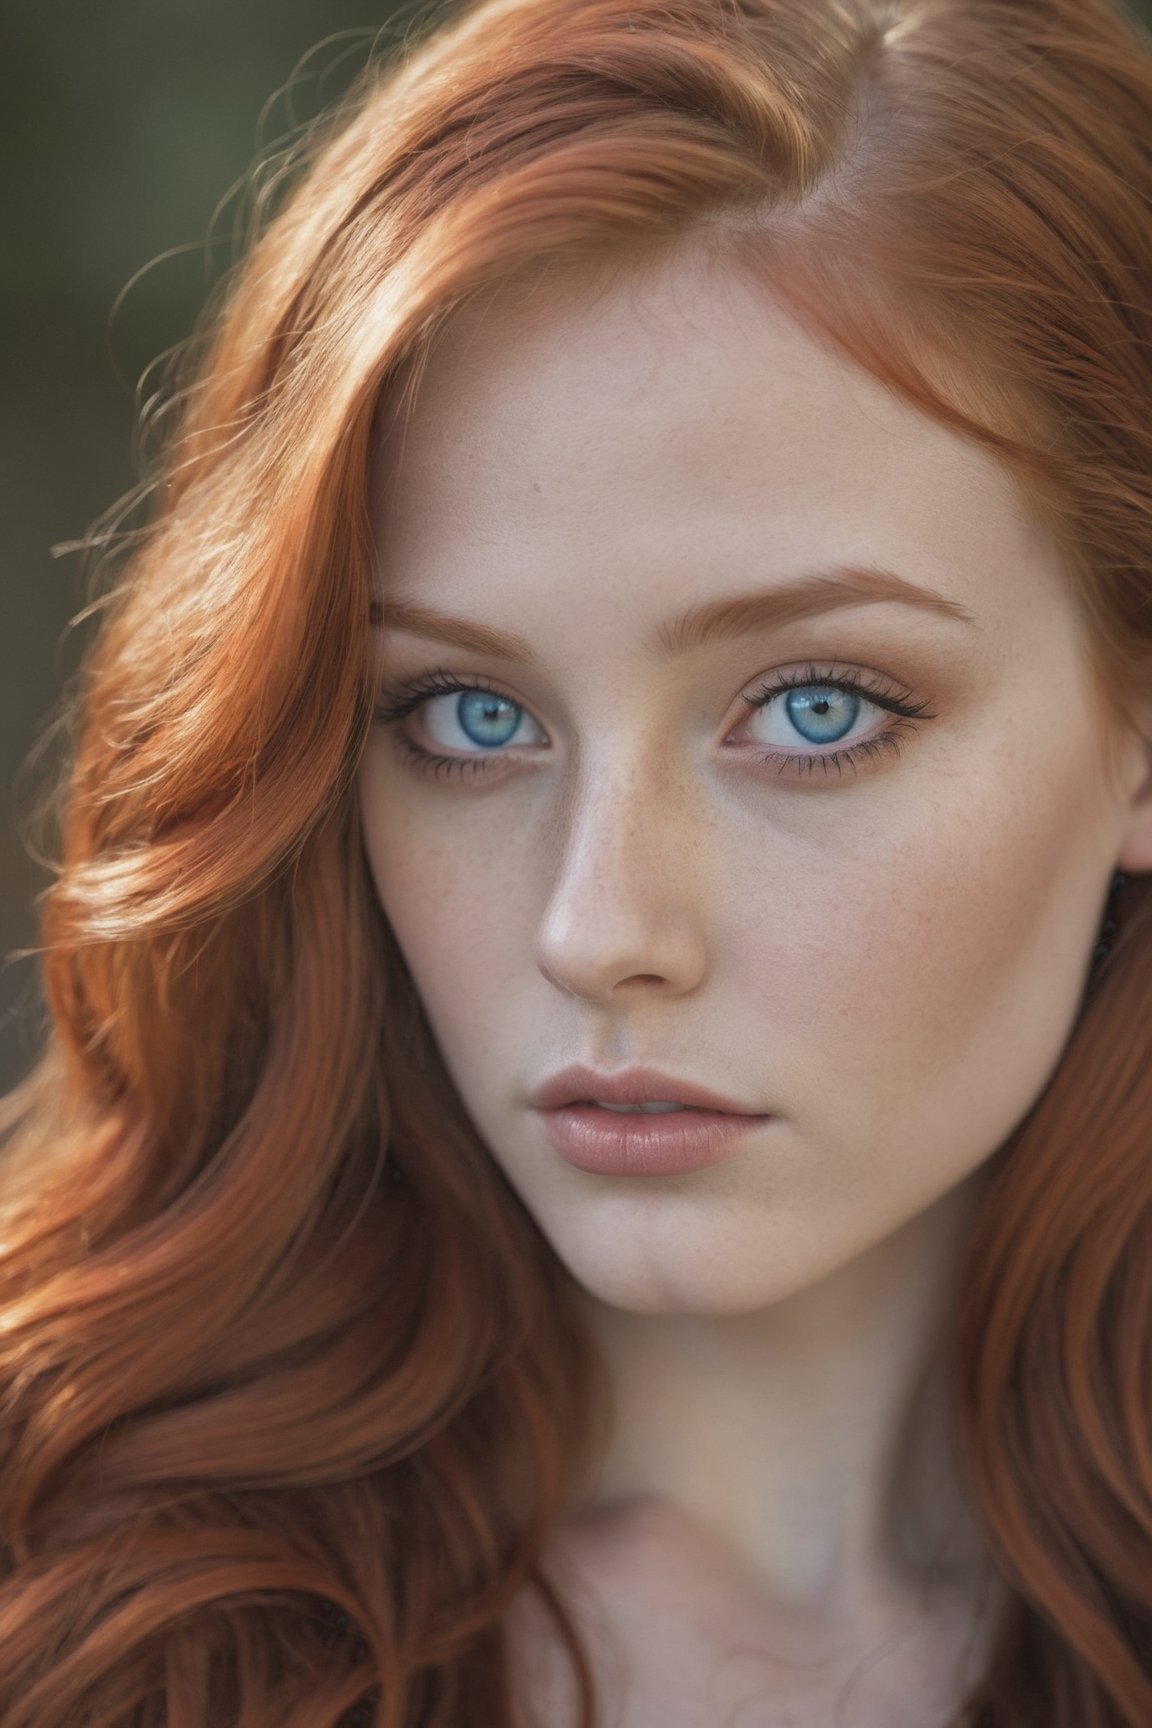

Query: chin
<box><xmin>553</xmin><ymin>1223</ymin><xmax>834</xmax><ymax>1318</ymax></box>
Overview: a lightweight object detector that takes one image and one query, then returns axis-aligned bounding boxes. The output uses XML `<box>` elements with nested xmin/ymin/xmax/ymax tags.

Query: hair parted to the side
<box><xmin>3</xmin><ymin>0</ymin><xmax>1152</xmax><ymax>1722</ymax></box>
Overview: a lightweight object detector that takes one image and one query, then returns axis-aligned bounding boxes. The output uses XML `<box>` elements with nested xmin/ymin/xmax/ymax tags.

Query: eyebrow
<box><xmin>372</xmin><ymin>563</ymin><xmax>978</xmax><ymax>660</ymax></box>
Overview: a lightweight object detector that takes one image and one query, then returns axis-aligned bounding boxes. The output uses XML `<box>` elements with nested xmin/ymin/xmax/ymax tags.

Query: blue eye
<box><xmin>456</xmin><ymin>690</ymin><xmax>522</xmax><ymax>747</ymax></box>
<box><xmin>784</xmin><ymin>685</ymin><xmax>860</xmax><ymax>745</ymax></box>
<box><xmin>374</xmin><ymin>662</ymin><xmax>933</xmax><ymax>784</ymax></box>
<box><xmin>751</xmin><ymin>680</ymin><xmax>876</xmax><ymax>751</ymax></box>
<box><xmin>418</xmin><ymin>687</ymin><xmax>546</xmax><ymax>754</ymax></box>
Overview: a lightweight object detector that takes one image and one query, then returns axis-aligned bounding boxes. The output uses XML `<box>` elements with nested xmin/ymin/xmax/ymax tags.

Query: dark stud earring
<box><xmin>1091</xmin><ymin>870</ymin><xmax>1130</xmax><ymax>973</ymax></box>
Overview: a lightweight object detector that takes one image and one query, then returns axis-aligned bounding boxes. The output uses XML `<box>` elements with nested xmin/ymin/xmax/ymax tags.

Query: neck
<box><xmin>565</xmin><ymin>1168</ymin><xmax>997</xmax><ymax>1621</ymax></box>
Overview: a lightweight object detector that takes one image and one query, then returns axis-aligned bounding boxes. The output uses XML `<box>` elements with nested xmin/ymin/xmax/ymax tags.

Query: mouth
<box><xmin>529</xmin><ymin>1064</ymin><xmax>760</xmax><ymax>1116</ymax></box>
<box><xmin>528</xmin><ymin>1065</ymin><xmax>772</xmax><ymax>1177</ymax></box>
<box><xmin>576</xmin><ymin>1099</ymin><xmax>693</xmax><ymax>1114</ymax></box>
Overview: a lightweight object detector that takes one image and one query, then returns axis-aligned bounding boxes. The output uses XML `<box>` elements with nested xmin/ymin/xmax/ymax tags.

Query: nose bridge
<box><xmin>532</xmin><ymin>738</ymin><xmax>708</xmax><ymax>999</ymax></box>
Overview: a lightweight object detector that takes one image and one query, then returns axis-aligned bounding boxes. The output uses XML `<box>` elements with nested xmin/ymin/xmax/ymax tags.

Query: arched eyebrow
<box><xmin>372</xmin><ymin>564</ymin><xmax>979</xmax><ymax>659</ymax></box>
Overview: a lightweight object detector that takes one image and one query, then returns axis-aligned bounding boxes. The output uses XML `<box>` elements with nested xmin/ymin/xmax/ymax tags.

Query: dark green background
<box><xmin>3</xmin><ymin>0</ymin><xmax>1151</xmax><ymax>1090</ymax></box>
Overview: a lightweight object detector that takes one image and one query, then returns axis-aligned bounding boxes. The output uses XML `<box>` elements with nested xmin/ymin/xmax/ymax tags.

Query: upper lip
<box><xmin>529</xmin><ymin>1064</ymin><xmax>762</xmax><ymax>1115</ymax></box>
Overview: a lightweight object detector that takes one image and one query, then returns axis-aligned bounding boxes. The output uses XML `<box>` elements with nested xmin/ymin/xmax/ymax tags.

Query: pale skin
<box><xmin>357</xmin><ymin>242</ymin><xmax>1152</xmax><ymax>1725</ymax></box>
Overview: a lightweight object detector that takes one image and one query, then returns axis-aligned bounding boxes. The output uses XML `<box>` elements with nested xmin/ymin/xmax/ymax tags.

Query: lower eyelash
<box><xmin>375</xmin><ymin>665</ymin><xmax>933</xmax><ymax>781</ymax></box>
<box><xmin>389</xmin><ymin>715</ymin><xmax>921</xmax><ymax>782</ymax></box>
<box><xmin>743</xmin><ymin>663</ymin><xmax>931</xmax><ymax>779</ymax></box>
<box><xmin>393</xmin><ymin>733</ymin><xmax>496</xmax><ymax>781</ymax></box>
<box><xmin>762</xmin><ymin>720</ymin><xmax>919</xmax><ymax>779</ymax></box>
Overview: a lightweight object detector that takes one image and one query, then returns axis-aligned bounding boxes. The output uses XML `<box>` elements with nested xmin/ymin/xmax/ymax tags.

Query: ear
<box><xmin>1115</xmin><ymin>722</ymin><xmax>1152</xmax><ymax>873</ymax></box>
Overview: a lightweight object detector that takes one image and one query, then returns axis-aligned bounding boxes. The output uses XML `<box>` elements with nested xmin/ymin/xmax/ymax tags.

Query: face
<box><xmin>358</xmin><ymin>243</ymin><xmax>1152</xmax><ymax>1317</ymax></box>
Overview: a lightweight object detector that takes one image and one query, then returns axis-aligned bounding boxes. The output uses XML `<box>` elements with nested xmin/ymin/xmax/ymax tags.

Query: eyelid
<box><xmin>738</xmin><ymin>662</ymin><xmax>930</xmax><ymax>716</ymax></box>
<box><xmin>728</xmin><ymin>666</ymin><xmax>933</xmax><ymax>780</ymax></box>
<box><xmin>375</xmin><ymin>661</ymin><xmax>926</xmax><ymax>722</ymax></box>
<box><xmin>373</xmin><ymin>667</ymin><xmax>547</xmax><ymax>779</ymax></box>
<box><xmin>373</xmin><ymin>667</ymin><xmax>531</xmax><ymax>727</ymax></box>
<box><xmin>373</xmin><ymin>660</ymin><xmax>937</xmax><ymax>781</ymax></box>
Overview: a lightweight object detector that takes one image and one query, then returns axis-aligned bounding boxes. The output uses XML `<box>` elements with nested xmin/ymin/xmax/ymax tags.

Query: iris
<box><xmin>785</xmin><ymin>686</ymin><xmax>860</xmax><ymax>745</ymax></box>
<box><xmin>457</xmin><ymin>690</ymin><xmax>522</xmax><ymax>747</ymax></box>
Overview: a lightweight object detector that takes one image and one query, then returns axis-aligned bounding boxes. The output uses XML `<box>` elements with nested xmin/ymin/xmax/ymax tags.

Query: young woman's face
<box><xmin>358</xmin><ymin>245</ymin><xmax>1152</xmax><ymax>1316</ymax></box>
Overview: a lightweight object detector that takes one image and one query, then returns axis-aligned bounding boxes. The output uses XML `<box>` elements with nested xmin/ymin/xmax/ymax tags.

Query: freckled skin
<box><xmin>358</xmin><ymin>244</ymin><xmax>1152</xmax><ymax>1724</ymax></box>
<box><xmin>361</xmin><ymin>247</ymin><xmax>1151</xmax><ymax>1316</ymax></box>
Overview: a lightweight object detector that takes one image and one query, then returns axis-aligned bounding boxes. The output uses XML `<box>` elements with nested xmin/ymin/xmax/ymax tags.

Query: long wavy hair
<box><xmin>3</xmin><ymin>0</ymin><xmax>1152</xmax><ymax>1722</ymax></box>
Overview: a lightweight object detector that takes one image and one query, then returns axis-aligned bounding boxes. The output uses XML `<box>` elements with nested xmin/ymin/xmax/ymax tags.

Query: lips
<box><xmin>529</xmin><ymin>1063</ymin><xmax>757</xmax><ymax>1116</ymax></box>
<box><xmin>528</xmin><ymin>1066</ymin><xmax>773</xmax><ymax>1175</ymax></box>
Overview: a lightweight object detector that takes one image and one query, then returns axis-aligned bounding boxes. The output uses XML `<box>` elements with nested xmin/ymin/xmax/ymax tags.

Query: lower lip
<box><xmin>536</xmin><ymin>1104</ymin><xmax>771</xmax><ymax>1176</ymax></box>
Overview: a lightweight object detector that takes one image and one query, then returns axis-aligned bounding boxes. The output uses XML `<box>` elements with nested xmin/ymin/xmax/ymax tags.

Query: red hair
<box><xmin>3</xmin><ymin>0</ymin><xmax>1152</xmax><ymax>1722</ymax></box>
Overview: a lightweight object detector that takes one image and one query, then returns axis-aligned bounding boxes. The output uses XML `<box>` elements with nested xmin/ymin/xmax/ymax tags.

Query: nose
<box><xmin>532</xmin><ymin>756</ymin><xmax>710</xmax><ymax>1002</ymax></box>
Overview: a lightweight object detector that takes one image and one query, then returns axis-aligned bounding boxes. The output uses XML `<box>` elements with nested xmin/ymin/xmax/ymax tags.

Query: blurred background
<box><xmin>2</xmin><ymin>0</ymin><xmax>1151</xmax><ymax>1091</ymax></box>
<box><xmin>0</xmin><ymin>0</ymin><xmax>415</xmax><ymax>1090</ymax></box>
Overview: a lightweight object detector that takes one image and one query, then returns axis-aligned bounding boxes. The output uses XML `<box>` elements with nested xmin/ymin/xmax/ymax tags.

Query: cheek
<box><xmin>743</xmin><ymin>747</ymin><xmax>1109</xmax><ymax>1157</ymax></box>
<box><xmin>358</xmin><ymin>761</ymin><xmax>529</xmax><ymax>1057</ymax></box>
<box><xmin>358</xmin><ymin>692</ymin><xmax>1113</xmax><ymax>1161</ymax></box>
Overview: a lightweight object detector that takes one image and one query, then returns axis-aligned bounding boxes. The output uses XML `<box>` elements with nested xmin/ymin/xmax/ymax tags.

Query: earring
<box><xmin>1090</xmin><ymin>870</ymin><xmax>1130</xmax><ymax>972</ymax></box>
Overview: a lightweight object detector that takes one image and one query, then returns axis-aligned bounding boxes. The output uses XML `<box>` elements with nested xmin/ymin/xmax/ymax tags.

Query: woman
<box><xmin>2</xmin><ymin>0</ymin><xmax>1151</xmax><ymax>1722</ymax></box>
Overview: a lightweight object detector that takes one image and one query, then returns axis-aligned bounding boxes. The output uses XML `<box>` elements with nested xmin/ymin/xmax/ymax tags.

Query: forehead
<box><xmin>372</xmin><ymin>245</ymin><xmax>1071</xmax><ymax>642</ymax></box>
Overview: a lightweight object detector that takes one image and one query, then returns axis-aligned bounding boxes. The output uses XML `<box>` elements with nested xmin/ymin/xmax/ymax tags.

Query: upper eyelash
<box><xmin>741</xmin><ymin>662</ymin><xmax>934</xmax><ymax>722</ymax></box>
<box><xmin>374</xmin><ymin>662</ymin><xmax>931</xmax><ymax>724</ymax></box>
<box><xmin>373</xmin><ymin>667</ymin><xmax>507</xmax><ymax>727</ymax></box>
<box><xmin>372</xmin><ymin>662</ymin><xmax>936</xmax><ymax>778</ymax></box>
<box><xmin>373</xmin><ymin>670</ymin><xmax>525</xmax><ymax>784</ymax></box>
